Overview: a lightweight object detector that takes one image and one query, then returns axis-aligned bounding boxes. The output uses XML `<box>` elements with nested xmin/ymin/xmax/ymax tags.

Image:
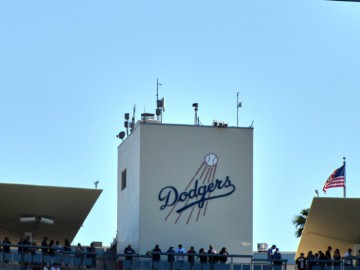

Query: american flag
<box><xmin>323</xmin><ymin>164</ymin><xmax>345</xmax><ymax>193</ymax></box>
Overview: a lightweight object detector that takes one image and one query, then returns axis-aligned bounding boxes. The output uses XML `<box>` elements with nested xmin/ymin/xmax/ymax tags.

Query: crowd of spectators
<box><xmin>296</xmin><ymin>246</ymin><xmax>359</xmax><ymax>270</ymax></box>
<box><xmin>267</xmin><ymin>244</ymin><xmax>283</xmax><ymax>266</ymax></box>
<box><xmin>124</xmin><ymin>243</ymin><xmax>229</xmax><ymax>265</ymax></box>
<box><xmin>0</xmin><ymin>236</ymin><xmax>97</xmax><ymax>270</ymax></box>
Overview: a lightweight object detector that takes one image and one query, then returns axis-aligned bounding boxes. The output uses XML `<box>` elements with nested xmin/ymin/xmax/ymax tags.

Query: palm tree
<box><xmin>292</xmin><ymin>208</ymin><xmax>309</xmax><ymax>238</ymax></box>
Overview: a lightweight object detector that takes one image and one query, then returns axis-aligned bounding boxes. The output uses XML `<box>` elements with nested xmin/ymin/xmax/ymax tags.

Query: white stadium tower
<box><xmin>117</xmin><ymin>115</ymin><xmax>253</xmax><ymax>256</ymax></box>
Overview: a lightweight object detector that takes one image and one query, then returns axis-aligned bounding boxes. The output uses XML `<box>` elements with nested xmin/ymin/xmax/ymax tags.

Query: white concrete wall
<box><xmin>117</xmin><ymin>127</ymin><xmax>141</xmax><ymax>253</ymax></box>
<box><xmin>118</xmin><ymin>123</ymin><xmax>253</xmax><ymax>256</ymax></box>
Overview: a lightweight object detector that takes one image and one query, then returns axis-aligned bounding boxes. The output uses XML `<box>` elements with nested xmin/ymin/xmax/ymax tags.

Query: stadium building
<box><xmin>117</xmin><ymin>116</ymin><xmax>254</xmax><ymax>256</ymax></box>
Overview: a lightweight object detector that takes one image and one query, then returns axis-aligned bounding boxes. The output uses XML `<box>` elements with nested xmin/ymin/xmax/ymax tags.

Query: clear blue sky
<box><xmin>1</xmin><ymin>0</ymin><xmax>360</xmax><ymax>252</ymax></box>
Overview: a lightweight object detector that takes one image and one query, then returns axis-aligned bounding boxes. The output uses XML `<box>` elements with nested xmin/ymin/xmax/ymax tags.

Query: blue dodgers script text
<box><xmin>158</xmin><ymin>176</ymin><xmax>236</xmax><ymax>213</ymax></box>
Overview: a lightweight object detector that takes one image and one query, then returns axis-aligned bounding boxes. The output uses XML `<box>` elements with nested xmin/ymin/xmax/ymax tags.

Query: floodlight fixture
<box><xmin>192</xmin><ymin>103</ymin><xmax>199</xmax><ymax>125</ymax></box>
<box><xmin>40</xmin><ymin>217</ymin><xmax>54</xmax><ymax>225</ymax></box>
<box><xmin>20</xmin><ymin>217</ymin><xmax>36</xmax><ymax>223</ymax></box>
<box><xmin>156</xmin><ymin>108</ymin><xmax>161</xmax><ymax>117</ymax></box>
<box><xmin>94</xmin><ymin>181</ymin><xmax>99</xmax><ymax>189</ymax></box>
<box><xmin>116</xmin><ymin>131</ymin><xmax>126</xmax><ymax>140</ymax></box>
<box><xmin>157</xmin><ymin>99</ymin><xmax>163</xmax><ymax>108</ymax></box>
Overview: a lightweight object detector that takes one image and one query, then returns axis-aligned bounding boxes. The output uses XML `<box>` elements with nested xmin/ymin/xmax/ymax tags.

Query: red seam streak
<box><xmin>196</xmin><ymin>207</ymin><xmax>201</xmax><ymax>222</ymax></box>
<box><xmin>204</xmin><ymin>166</ymin><xmax>217</xmax><ymax>216</ymax></box>
<box><xmin>175</xmin><ymin>211</ymin><xmax>182</xmax><ymax>224</ymax></box>
<box><xmin>165</xmin><ymin>162</ymin><xmax>205</xmax><ymax>221</ymax></box>
<box><xmin>200</xmin><ymin>167</ymin><xmax>213</xmax><ymax>217</ymax></box>
<box><xmin>187</xmin><ymin>206</ymin><xmax>195</xmax><ymax>224</ymax></box>
<box><xmin>203</xmin><ymin>168</ymin><xmax>210</xmax><ymax>184</ymax></box>
<box><xmin>199</xmin><ymin>164</ymin><xmax>207</xmax><ymax>181</ymax></box>
<box><xmin>184</xmin><ymin>163</ymin><xmax>206</xmax><ymax>191</ymax></box>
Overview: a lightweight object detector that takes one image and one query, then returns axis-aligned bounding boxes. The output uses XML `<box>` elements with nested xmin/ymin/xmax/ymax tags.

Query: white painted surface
<box><xmin>118</xmin><ymin>123</ymin><xmax>253</xmax><ymax>256</ymax></box>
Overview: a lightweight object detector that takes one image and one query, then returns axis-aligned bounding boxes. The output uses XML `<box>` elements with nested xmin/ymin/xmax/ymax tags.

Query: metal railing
<box><xmin>301</xmin><ymin>258</ymin><xmax>360</xmax><ymax>270</ymax></box>
<box><xmin>282</xmin><ymin>257</ymin><xmax>360</xmax><ymax>270</ymax></box>
<box><xmin>117</xmin><ymin>253</ymin><xmax>288</xmax><ymax>270</ymax></box>
<box><xmin>0</xmin><ymin>243</ymin><xmax>97</xmax><ymax>268</ymax></box>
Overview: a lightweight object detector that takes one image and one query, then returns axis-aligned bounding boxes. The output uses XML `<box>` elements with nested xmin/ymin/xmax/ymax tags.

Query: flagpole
<box><xmin>343</xmin><ymin>156</ymin><xmax>346</xmax><ymax>198</ymax></box>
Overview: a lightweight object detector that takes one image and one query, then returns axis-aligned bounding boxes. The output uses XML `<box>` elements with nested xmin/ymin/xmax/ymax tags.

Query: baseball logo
<box><xmin>205</xmin><ymin>153</ymin><xmax>218</xmax><ymax>166</ymax></box>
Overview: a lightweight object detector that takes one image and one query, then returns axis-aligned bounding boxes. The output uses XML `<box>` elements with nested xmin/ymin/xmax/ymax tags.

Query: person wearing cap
<box><xmin>296</xmin><ymin>253</ymin><xmax>306</xmax><ymax>270</ymax></box>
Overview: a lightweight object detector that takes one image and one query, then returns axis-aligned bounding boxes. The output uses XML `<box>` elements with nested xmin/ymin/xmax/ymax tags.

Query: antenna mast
<box><xmin>155</xmin><ymin>78</ymin><xmax>165</xmax><ymax>122</ymax></box>
<box><xmin>130</xmin><ymin>105</ymin><xmax>136</xmax><ymax>133</ymax></box>
<box><xmin>237</xmin><ymin>92</ymin><xmax>242</xmax><ymax>127</ymax></box>
<box><xmin>192</xmin><ymin>103</ymin><xmax>199</xmax><ymax>125</ymax></box>
<box><xmin>156</xmin><ymin>79</ymin><xmax>162</xmax><ymax>121</ymax></box>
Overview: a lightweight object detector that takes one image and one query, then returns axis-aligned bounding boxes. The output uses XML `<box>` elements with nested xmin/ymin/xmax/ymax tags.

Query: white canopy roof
<box><xmin>0</xmin><ymin>183</ymin><xmax>102</xmax><ymax>245</ymax></box>
<box><xmin>296</xmin><ymin>197</ymin><xmax>360</xmax><ymax>258</ymax></box>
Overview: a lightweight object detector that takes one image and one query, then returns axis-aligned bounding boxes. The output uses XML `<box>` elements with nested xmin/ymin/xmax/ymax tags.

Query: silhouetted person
<box><xmin>219</xmin><ymin>247</ymin><xmax>228</xmax><ymax>263</ymax></box>
<box><xmin>296</xmin><ymin>253</ymin><xmax>306</xmax><ymax>270</ymax></box>
<box><xmin>152</xmin><ymin>244</ymin><xmax>162</xmax><ymax>270</ymax></box>
<box><xmin>187</xmin><ymin>246</ymin><xmax>196</xmax><ymax>266</ymax></box>
<box><xmin>167</xmin><ymin>246</ymin><xmax>175</xmax><ymax>270</ymax></box>
<box><xmin>124</xmin><ymin>244</ymin><xmax>135</xmax><ymax>270</ymax></box>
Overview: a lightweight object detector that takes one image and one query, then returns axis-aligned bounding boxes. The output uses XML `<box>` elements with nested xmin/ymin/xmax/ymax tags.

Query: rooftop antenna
<box><xmin>124</xmin><ymin>113</ymin><xmax>130</xmax><ymax>136</ymax></box>
<box><xmin>161</xmin><ymin>97</ymin><xmax>165</xmax><ymax>122</ymax></box>
<box><xmin>192</xmin><ymin>103</ymin><xmax>199</xmax><ymax>125</ymax></box>
<box><xmin>130</xmin><ymin>105</ymin><xmax>136</xmax><ymax>133</ymax></box>
<box><xmin>155</xmin><ymin>79</ymin><xmax>165</xmax><ymax>123</ymax></box>
<box><xmin>237</xmin><ymin>92</ymin><xmax>242</xmax><ymax>127</ymax></box>
<box><xmin>156</xmin><ymin>79</ymin><xmax>162</xmax><ymax>121</ymax></box>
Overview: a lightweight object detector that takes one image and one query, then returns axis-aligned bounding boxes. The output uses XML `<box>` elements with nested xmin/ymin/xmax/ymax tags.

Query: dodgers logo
<box><xmin>158</xmin><ymin>153</ymin><xmax>236</xmax><ymax>224</ymax></box>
